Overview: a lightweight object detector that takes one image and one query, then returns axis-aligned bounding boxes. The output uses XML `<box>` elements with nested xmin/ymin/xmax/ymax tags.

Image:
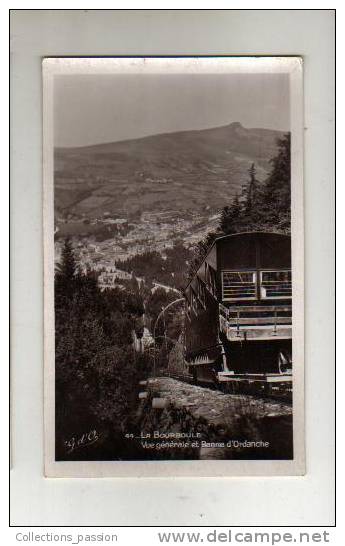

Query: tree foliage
<box><xmin>55</xmin><ymin>241</ymin><xmax>150</xmax><ymax>459</ymax></box>
<box><xmin>117</xmin><ymin>241</ymin><xmax>192</xmax><ymax>290</ymax></box>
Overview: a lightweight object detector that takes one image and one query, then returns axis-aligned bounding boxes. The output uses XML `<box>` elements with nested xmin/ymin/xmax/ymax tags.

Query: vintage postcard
<box><xmin>43</xmin><ymin>57</ymin><xmax>304</xmax><ymax>477</ymax></box>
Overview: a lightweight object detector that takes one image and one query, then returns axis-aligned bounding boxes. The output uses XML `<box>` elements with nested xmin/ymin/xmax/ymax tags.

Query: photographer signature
<box><xmin>64</xmin><ymin>429</ymin><xmax>101</xmax><ymax>454</ymax></box>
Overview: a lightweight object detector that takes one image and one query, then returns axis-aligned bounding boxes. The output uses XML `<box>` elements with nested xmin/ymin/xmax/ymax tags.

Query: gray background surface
<box><xmin>10</xmin><ymin>9</ymin><xmax>335</xmax><ymax>526</ymax></box>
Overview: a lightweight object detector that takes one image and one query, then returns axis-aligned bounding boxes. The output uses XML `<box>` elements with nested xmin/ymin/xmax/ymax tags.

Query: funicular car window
<box><xmin>260</xmin><ymin>270</ymin><xmax>292</xmax><ymax>299</ymax></box>
<box><xmin>222</xmin><ymin>271</ymin><xmax>256</xmax><ymax>301</ymax></box>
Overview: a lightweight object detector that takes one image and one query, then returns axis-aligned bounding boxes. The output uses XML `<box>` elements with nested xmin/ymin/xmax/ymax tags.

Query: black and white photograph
<box><xmin>43</xmin><ymin>57</ymin><xmax>304</xmax><ymax>477</ymax></box>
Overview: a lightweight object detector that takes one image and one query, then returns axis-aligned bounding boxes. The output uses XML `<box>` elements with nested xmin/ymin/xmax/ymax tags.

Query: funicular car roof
<box><xmin>184</xmin><ymin>231</ymin><xmax>291</xmax><ymax>293</ymax></box>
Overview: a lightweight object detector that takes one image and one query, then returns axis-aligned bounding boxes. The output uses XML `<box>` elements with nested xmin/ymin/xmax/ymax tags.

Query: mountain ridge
<box><xmin>54</xmin><ymin>122</ymin><xmax>288</xmax><ymax>221</ymax></box>
<box><xmin>55</xmin><ymin>122</ymin><xmax>284</xmax><ymax>151</ymax></box>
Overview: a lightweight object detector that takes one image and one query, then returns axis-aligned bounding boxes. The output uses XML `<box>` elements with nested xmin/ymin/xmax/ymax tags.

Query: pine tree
<box><xmin>219</xmin><ymin>205</ymin><xmax>231</xmax><ymax>233</ymax></box>
<box><xmin>55</xmin><ymin>238</ymin><xmax>79</xmax><ymax>303</ymax></box>
<box><xmin>260</xmin><ymin>133</ymin><xmax>291</xmax><ymax>231</ymax></box>
<box><xmin>56</xmin><ymin>238</ymin><xmax>77</xmax><ymax>280</ymax></box>
<box><xmin>220</xmin><ymin>193</ymin><xmax>242</xmax><ymax>234</ymax></box>
<box><xmin>243</xmin><ymin>163</ymin><xmax>259</xmax><ymax>214</ymax></box>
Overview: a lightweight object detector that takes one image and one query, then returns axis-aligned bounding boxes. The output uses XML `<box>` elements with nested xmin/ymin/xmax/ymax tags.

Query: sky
<box><xmin>54</xmin><ymin>73</ymin><xmax>290</xmax><ymax>148</ymax></box>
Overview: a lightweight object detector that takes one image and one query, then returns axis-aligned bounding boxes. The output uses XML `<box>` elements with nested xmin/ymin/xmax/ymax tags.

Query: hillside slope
<box><xmin>54</xmin><ymin>122</ymin><xmax>286</xmax><ymax>219</ymax></box>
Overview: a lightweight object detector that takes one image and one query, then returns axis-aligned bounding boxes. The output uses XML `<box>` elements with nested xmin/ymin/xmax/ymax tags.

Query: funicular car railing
<box><xmin>219</xmin><ymin>302</ymin><xmax>292</xmax><ymax>337</ymax></box>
